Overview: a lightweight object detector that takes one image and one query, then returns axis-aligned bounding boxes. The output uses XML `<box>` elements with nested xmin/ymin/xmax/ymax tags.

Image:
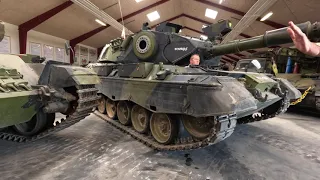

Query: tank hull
<box><xmin>91</xmin><ymin>62</ymin><xmax>294</xmax><ymax>150</ymax></box>
<box><xmin>97</xmin><ymin>76</ymin><xmax>283</xmax><ymax>118</ymax></box>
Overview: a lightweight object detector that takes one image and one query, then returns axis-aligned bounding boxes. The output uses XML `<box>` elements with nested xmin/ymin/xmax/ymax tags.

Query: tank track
<box><xmin>237</xmin><ymin>98</ymin><xmax>290</xmax><ymax>124</ymax></box>
<box><xmin>0</xmin><ymin>85</ymin><xmax>100</xmax><ymax>143</ymax></box>
<box><xmin>95</xmin><ymin>96</ymin><xmax>289</xmax><ymax>151</ymax></box>
<box><xmin>95</xmin><ymin>111</ymin><xmax>237</xmax><ymax>151</ymax></box>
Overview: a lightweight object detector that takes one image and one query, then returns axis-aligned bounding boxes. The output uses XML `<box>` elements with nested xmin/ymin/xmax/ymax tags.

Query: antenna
<box><xmin>118</xmin><ymin>0</ymin><xmax>125</xmax><ymax>39</ymax></box>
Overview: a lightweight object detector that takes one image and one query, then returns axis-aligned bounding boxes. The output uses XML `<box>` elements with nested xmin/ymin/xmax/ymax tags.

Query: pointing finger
<box><xmin>287</xmin><ymin>27</ymin><xmax>296</xmax><ymax>41</ymax></box>
<box><xmin>288</xmin><ymin>21</ymin><xmax>304</xmax><ymax>36</ymax></box>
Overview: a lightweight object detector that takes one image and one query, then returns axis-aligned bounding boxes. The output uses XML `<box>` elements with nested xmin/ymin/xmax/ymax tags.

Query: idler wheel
<box><xmin>106</xmin><ymin>98</ymin><xmax>117</xmax><ymax>119</ymax></box>
<box><xmin>13</xmin><ymin>110</ymin><xmax>55</xmax><ymax>136</ymax></box>
<box><xmin>150</xmin><ymin>113</ymin><xmax>178</xmax><ymax>144</ymax></box>
<box><xmin>181</xmin><ymin>115</ymin><xmax>216</xmax><ymax>140</ymax></box>
<box><xmin>97</xmin><ymin>96</ymin><xmax>106</xmax><ymax>114</ymax></box>
<box><xmin>131</xmin><ymin>105</ymin><xmax>150</xmax><ymax>133</ymax></box>
<box><xmin>117</xmin><ymin>101</ymin><xmax>132</xmax><ymax>125</ymax></box>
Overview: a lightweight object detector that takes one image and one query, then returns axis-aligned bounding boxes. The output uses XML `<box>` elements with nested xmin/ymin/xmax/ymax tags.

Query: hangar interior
<box><xmin>0</xmin><ymin>0</ymin><xmax>320</xmax><ymax>179</ymax></box>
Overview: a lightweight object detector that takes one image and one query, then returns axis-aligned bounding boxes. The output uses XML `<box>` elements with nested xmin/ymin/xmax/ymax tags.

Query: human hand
<box><xmin>287</xmin><ymin>21</ymin><xmax>320</xmax><ymax>56</ymax></box>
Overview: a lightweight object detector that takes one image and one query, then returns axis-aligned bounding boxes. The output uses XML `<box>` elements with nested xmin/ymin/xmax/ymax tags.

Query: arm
<box><xmin>287</xmin><ymin>21</ymin><xmax>320</xmax><ymax>56</ymax></box>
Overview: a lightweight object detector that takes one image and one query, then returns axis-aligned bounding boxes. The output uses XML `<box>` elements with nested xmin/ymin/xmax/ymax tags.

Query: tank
<box><xmin>234</xmin><ymin>47</ymin><xmax>320</xmax><ymax>112</ymax></box>
<box><xmin>0</xmin><ymin>22</ymin><xmax>101</xmax><ymax>142</ymax></box>
<box><xmin>89</xmin><ymin>20</ymin><xmax>320</xmax><ymax>151</ymax></box>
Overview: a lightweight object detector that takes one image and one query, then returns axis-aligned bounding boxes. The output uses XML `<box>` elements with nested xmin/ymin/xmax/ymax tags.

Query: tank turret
<box><xmin>98</xmin><ymin>20</ymin><xmax>320</xmax><ymax>67</ymax></box>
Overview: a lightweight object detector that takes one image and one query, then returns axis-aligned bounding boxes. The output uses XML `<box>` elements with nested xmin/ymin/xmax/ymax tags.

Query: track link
<box><xmin>95</xmin><ymin>111</ymin><xmax>237</xmax><ymax>151</ymax></box>
<box><xmin>237</xmin><ymin>97</ymin><xmax>290</xmax><ymax>124</ymax></box>
<box><xmin>0</xmin><ymin>85</ymin><xmax>100</xmax><ymax>143</ymax></box>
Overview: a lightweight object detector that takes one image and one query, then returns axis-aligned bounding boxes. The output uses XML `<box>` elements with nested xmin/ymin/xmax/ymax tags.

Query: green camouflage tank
<box><xmin>87</xmin><ymin>20</ymin><xmax>320</xmax><ymax>151</ymax></box>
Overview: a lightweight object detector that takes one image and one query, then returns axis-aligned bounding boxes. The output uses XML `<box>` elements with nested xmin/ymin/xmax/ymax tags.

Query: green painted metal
<box><xmin>0</xmin><ymin>66</ymin><xmax>37</xmax><ymax>128</ymax></box>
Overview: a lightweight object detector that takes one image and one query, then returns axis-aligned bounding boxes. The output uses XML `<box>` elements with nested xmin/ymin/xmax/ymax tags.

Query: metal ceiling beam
<box><xmin>70</xmin><ymin>26</ymin><xmax>108</xmax><ymax>46</ymax></box>
<box><xmin>182</xmin><ymin>14</ymin><xmax>253</xmax><ymax>39</ymax></box>
<box><xmin>235</xmin><ymin>53</ymin><xmax>245</xmax><ymax>57</ymax></box>
<box><xmin>195</xmin><ymin>0</ymin><xmax>285</xmax><ymax>29</ymax></box>
<box><xmin>69</xmin><ymin>0</ymin><xmax>169</xmax><ymax>63</ymax></box>
<box><xmin>221</xmin><ymin>58</ymin><xmax>236</xmax><ymax>64</ymax></box>
<box><xmin>221</xmin><ymin>0</ymin><xmax>279</xmax><ymax>43</ymax></box>
<box><xmin>182</xmin><ymin>14</ymin><xmax>259</xmax><ymax>53</ymax></box>
<box><xmin>69</xmin><ymin>26</ymin><xmax>108</xmax><ymax>64</ymax></box>
<box><xmin>222</xmin><ymin>57</ymin><xmax>236</xmax><ymax>63</ymax></box>
<box><xmin>247</xmin><ymin>50</ymin><xmax>257</xmax><ymax>53</ymax></box>
<box><xmin>224</xmin><ymin>55</ymin><xmax>239</xmax><ymax>61</ymax></box>
<box><xmin>150</xmin><ymin>14</ymin><xmax>184</xmax><ymax>29</ymax></box>
<box><xmin>18</xmin><ymin>1</ymin><xmax>73</xmax><ymax>53</ymax></box>
<box><xmin>71</xmin><ymin>0</ymin><xmax>132</xmax><ymax>34</ymax></box>
<box><xmin>183</xmin><ymin>26</ymin><xmax>202</xmax><ymax>34</ymax></box>
<box><xmin>239</xmin><ymin>33</ymin><xmax>251</xmax><ymax>38</ymax></box>
<box><xmin>220</xmin><ymin>59</ymin><xmax>227</xmax><ymax>63</ymax></box>
<box><xmin>122</xmin><ymin>0</ymin><xmax>170</xmax><ymax>20</ymax></box>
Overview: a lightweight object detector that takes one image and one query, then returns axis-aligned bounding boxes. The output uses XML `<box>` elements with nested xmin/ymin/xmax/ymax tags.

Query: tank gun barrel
<box><xmin>211</xmin><ymin>21</ymin><xmax>320</xmax><ymax>56</ymax></box>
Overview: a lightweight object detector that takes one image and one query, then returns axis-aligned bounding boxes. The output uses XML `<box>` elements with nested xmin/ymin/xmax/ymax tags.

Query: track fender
<box><xmin>276</xmin><ymin>78</ymin><xmax>302</xmax><ymax>100</ymax></box>
<box><xmin>39</xmin><ymin>60</ymin><xmax>100</xmax><ymax>88</ymax></box>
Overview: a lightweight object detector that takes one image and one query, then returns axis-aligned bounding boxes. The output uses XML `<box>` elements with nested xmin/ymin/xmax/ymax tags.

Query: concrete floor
<box><xmin>0</xmin><ymin>111</ymin><xmax>320</xmax><ymax>180</ymax></box>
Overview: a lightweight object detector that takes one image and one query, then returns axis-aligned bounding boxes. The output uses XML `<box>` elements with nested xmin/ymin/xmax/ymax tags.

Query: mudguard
<box><xmin>276</xmin><ymin>78</ymin><xmax>302</xmax><ymax>100</ymax></box>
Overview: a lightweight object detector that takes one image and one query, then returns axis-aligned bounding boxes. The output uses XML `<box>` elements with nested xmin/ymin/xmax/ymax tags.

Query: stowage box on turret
<box><xmin>89</xmin><ymin>20</ymin><xmax>320</xmax><ymax>151</ymax></box>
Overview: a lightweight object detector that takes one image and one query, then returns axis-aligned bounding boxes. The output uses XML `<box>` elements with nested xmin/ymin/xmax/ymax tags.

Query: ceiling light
<box><xmin>95</xmin><ymin>19</ymin><xmax>106</xmax><ymax>26</ymax></box>
<box><xmin>147</xmin><ymin>11</ymin><xmax>160</xmax><ymax>22</ymax></box>
<box><xmin>135</xmin><ymin>0</ymin><xmax>143</xmax><ymax>2</ymax></box>
<box><xmin>179</xmin><ymin>29</ymin><xmax>182</xmax><ymax>33</ymax></box>
<box><xmin>200</xmin><ymin>35</ymin><xmax>208</xmax><ymax>40</ymax></box>
<box><xmin>205</xmin><ymin>8</ymin><xmax>218</xmax><ymax>19</ymax></box>
<box><xmin>260</xmin><ymin>12</ymin><xmax>273</xmax><ymax>21</ymax></box>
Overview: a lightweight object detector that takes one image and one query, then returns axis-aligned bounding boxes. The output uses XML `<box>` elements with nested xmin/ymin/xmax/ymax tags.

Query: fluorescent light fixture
<box><xmin>260</xmin><ymin>12</ymin><xmax>273</xmax><ymax>21</ymax></box>
<box><xmin>205</xmin><ymin>8</ymin><xmax>218</xmax><ymax>19</ymax></box>
<box><xmin>200</xmin><ymin>35</ymin><xmax>208</xmax><ymax>40</ymax></box>
<box><xmin>95</xmin><ymin>19</ymin><xmax>106</xmax><ymax>26</ymax></box>
<box><xmin>147</xmin><ymin>11</ymin><xmax>160</xmax><ymax>22</ymax></box>
<box><xmin>135</xmin><ymin>0</ymin><xmax>143</xmax><ymax>2</ymax></box>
